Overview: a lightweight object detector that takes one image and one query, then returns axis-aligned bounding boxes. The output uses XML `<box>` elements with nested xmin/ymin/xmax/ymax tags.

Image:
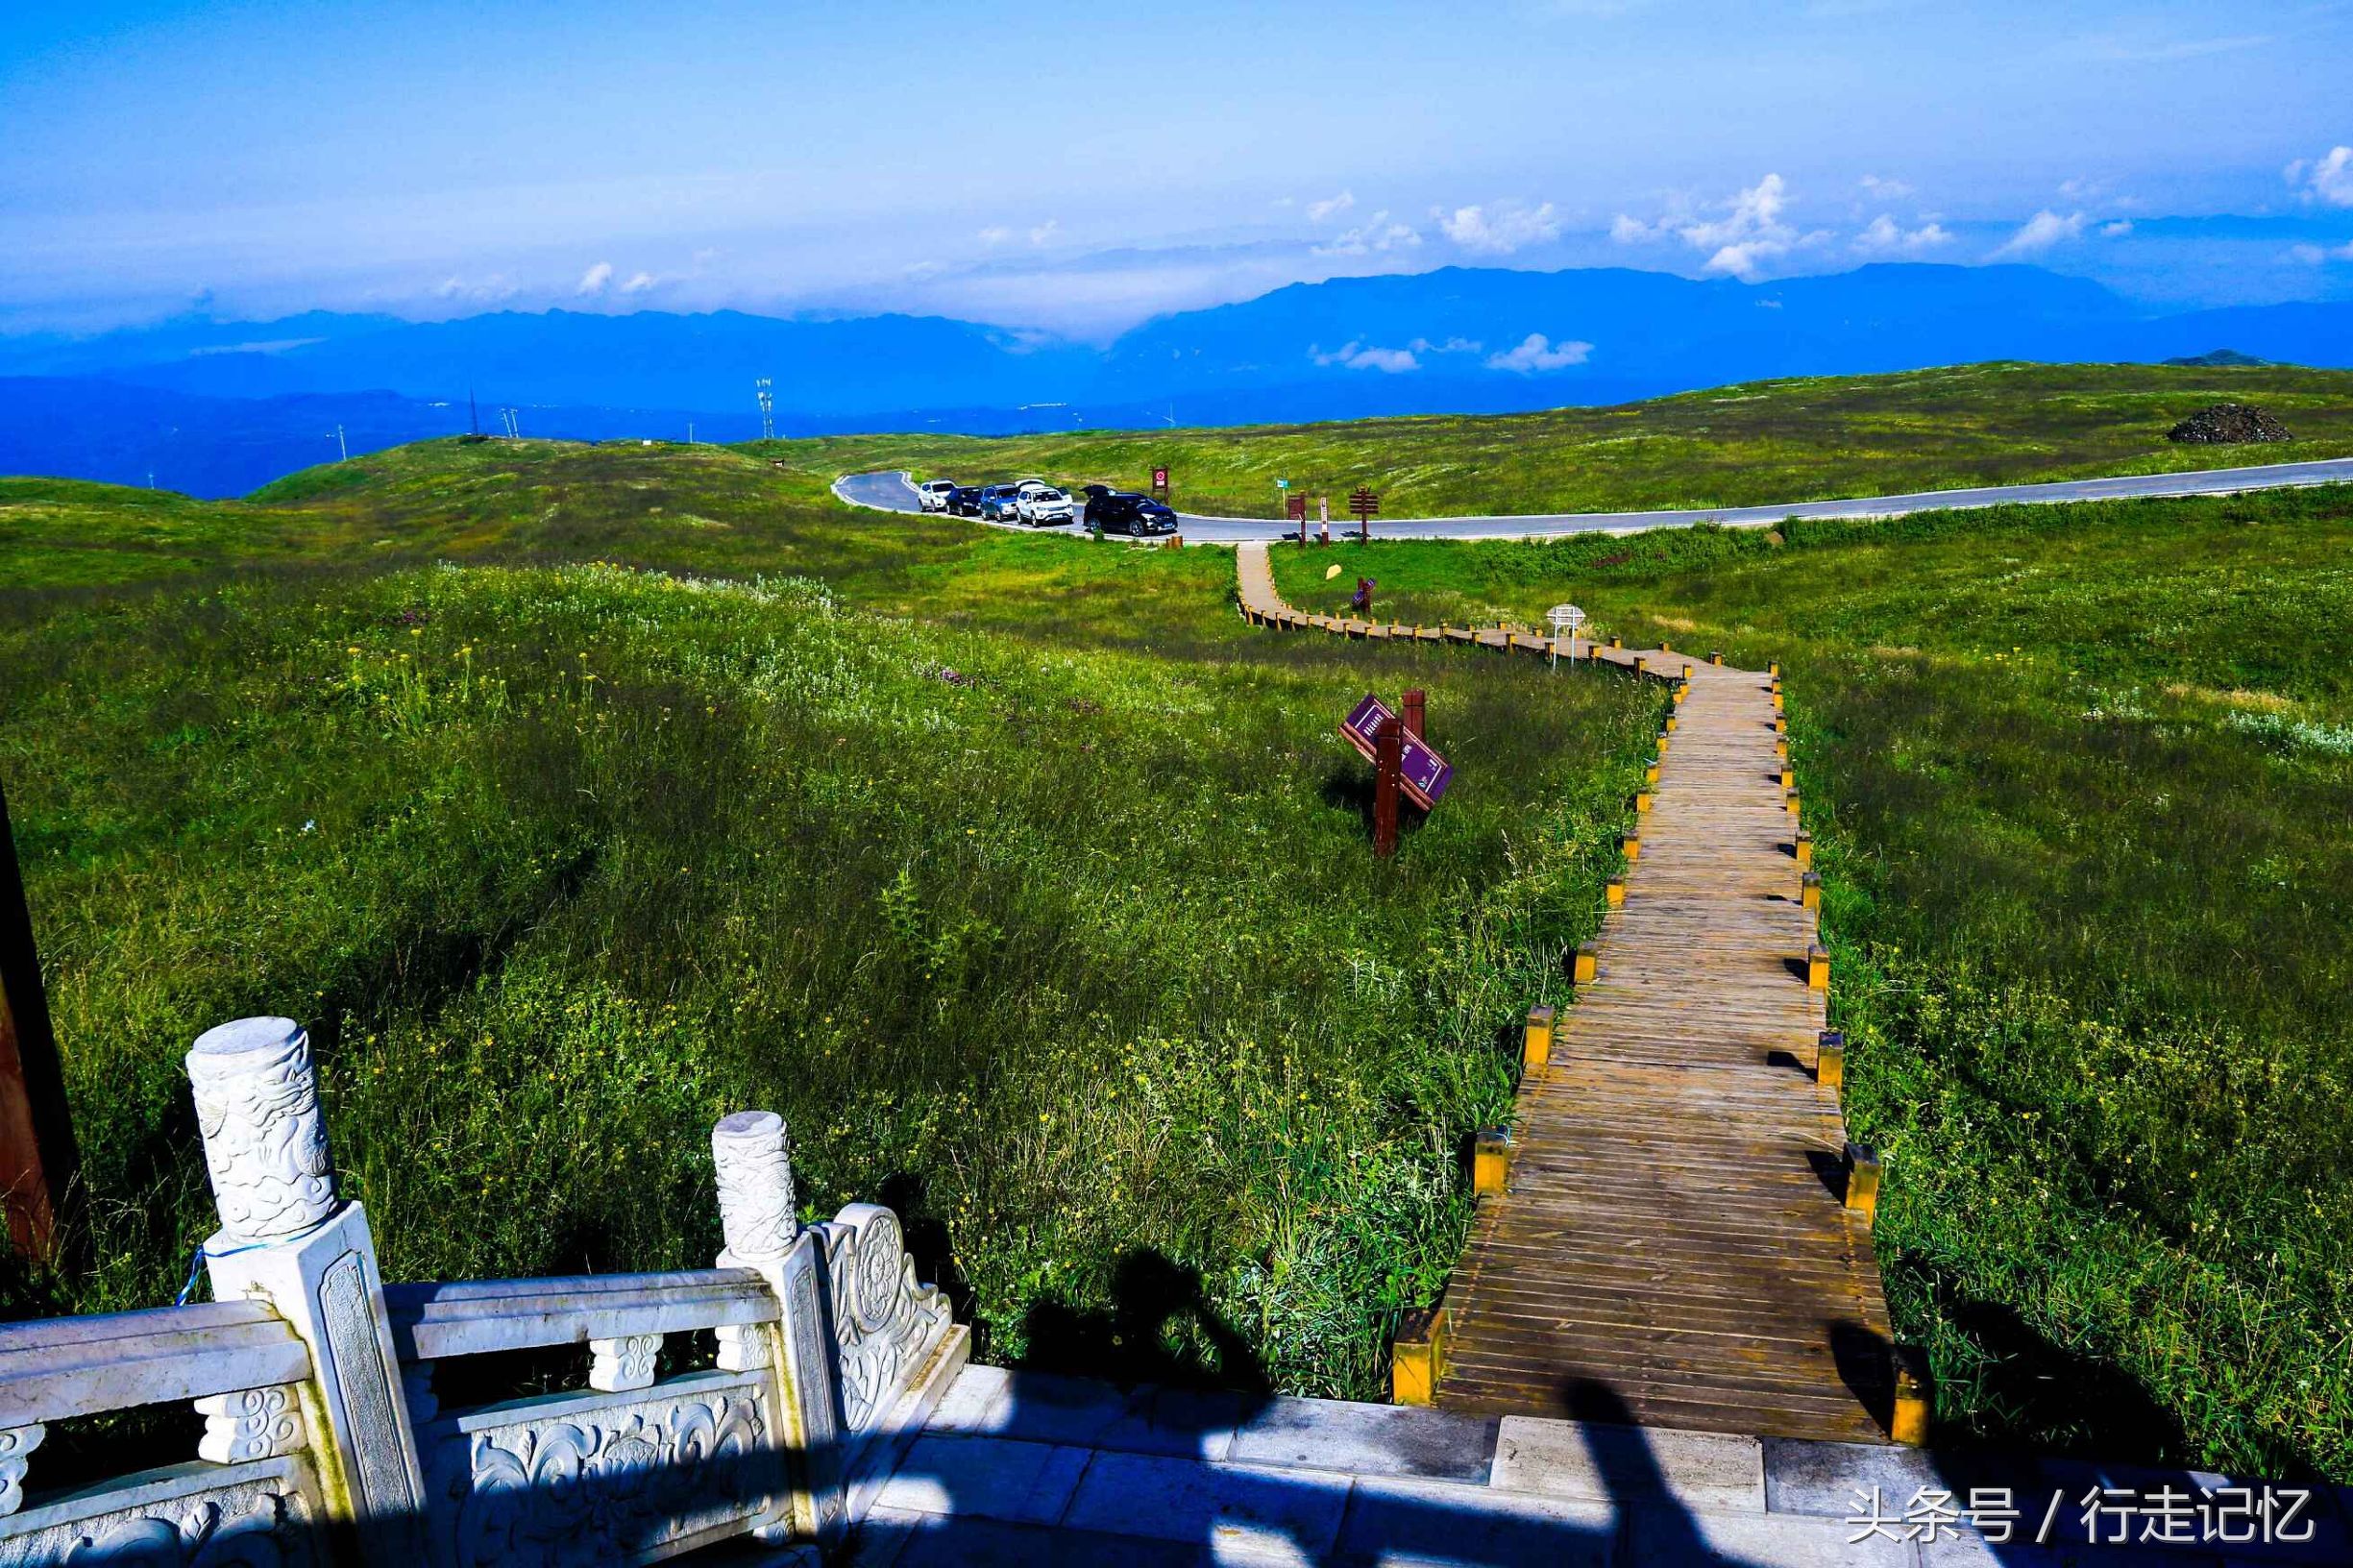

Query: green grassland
<box><xmin>0</xmin><ymin>444</ymin><xmax>1654</xmax><ymax>1419</ymax></box>
<box><xmin>1272</xmin><ymin>487</ymin><xmax>2353</xmax><ymax>1478</ymax></box>
<box><xmin>5</xmin><ymin>370</ymin><xmax>2352</xmax><ymax>1480</ymax></box>
<box><xmin>796</xmin><ymin>361</ymin><xmax>2353</xmax><ymax>519</ymax></box>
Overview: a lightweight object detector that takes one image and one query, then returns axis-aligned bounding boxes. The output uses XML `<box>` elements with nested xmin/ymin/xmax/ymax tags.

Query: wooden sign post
<box><xmin>0</xmin><ymin>778</ymin><xmax>78</xmax><ymax>1262</ymax></box>
<box><xmin>1348</xmin><ymin>487</ymin><xmax>1381</xmax><ymax>543</ymax></box>
<box><xmin>1374</xmin><ymin>723</ymin><xmax>1402</xmax><ymax>858</ymax></box>
<box><xmin>1402</xmin><ymin>688</ymin><xmax>1426</xmax><ymax>740</ymax></box>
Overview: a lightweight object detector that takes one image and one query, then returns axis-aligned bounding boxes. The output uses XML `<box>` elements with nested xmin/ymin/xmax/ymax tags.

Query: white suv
<box><xmin>1017</xmin><ymin>483</ymin><xmax>1074</xmax><ymax>526</ymax></box>
<box><xmin>916</xmin><ymin>478</ymin><xmax>956</xmax><ymax>512</ymax></box>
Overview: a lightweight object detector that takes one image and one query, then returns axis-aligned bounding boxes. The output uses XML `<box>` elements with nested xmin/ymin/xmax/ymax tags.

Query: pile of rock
<box><xmin>2168</xmin><ymin>403</ymin><xmax>2292</xmax><ymax>444</ymax></box>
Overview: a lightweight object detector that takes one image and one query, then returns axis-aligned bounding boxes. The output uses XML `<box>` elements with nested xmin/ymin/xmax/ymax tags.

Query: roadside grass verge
<box><xmin>789</xmin><ymin>361</ymin><xmax>2353</xmax><ymax>519</ymax></box>
<box><xmin>1283</xmin><ymin>483</ymin><xmax>2353</xmax><ymax>1479</ymax></box>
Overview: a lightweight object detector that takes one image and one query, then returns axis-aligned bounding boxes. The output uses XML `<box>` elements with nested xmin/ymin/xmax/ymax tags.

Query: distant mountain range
<box><xmin>5</xmin><ymin>262</ymin><xmax>2351</xmax><ymax>497</ymax></box>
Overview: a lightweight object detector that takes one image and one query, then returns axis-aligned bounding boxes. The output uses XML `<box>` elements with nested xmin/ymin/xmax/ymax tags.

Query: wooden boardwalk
<box><xmin>1234</xmin><ymin>543</ymin><xmax>1900</xmax><ymax>1444</ymax></box>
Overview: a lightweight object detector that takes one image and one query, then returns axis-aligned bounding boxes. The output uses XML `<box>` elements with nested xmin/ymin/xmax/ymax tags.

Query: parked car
<box><xmin>978</xmin><ymin>484</ymin><xmax>1026</xmax><ymax>523</ymax></box>
<box><xmin>1017</xmin><ymin>483</ymin><xmax>1074</xmax><ymax>526</ymax></box>
<box><xmin>917</xmin><ymin>478</ymin><xmax>956</xmax><ymax>512</ymax></box>
<box><xmin>947</xmin><ymin>485</ymin><xmax>982</xmax><ymax>516</ymax></box>
<box><xmin>1083</xmin><ymin>486</ymin><xmax>1179</xmax><ymax>535</ymax></box>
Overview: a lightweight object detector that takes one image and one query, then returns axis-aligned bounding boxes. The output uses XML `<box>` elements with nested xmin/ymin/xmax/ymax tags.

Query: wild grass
<box><xmin>1275</xmin><ymin>483</ymin><xmax>2353</xmax><ymax>1479</ymax></box>
<box><xmin>792</xmin><ymin>361</ymin><xmax>2353</xmax><ymax>519</ymax></box>
<box><xmin>0</xmin><ymin>542</ymin><xmax>1654</xmax><ymax>1408</ymax></box>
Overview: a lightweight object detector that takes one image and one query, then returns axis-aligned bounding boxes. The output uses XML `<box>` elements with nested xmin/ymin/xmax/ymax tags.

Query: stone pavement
<box><xmin>841</xmin><ymin>1364</ymin><xmax>2352</xmax><ymax>1567</ymax></box>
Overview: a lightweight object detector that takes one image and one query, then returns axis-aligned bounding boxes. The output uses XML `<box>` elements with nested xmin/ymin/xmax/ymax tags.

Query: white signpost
<box><xmin>1546</xmin><ymin>603</ymin><xmax>1585</xmax><ymax>668</ymax></box>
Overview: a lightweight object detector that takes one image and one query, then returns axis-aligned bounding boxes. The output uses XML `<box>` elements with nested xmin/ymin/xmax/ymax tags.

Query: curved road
<box><xmin>832</xmin><ymin>457</ymin><xmax>2353</xmax><ymax>543</ymax></box>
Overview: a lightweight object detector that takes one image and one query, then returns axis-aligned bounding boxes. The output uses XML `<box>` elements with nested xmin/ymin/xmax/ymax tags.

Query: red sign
<box><xmin>1151</xmin><ymin>466</ymin><xmax>1170</xmax><ymax>490</ymax></box>
<box><xmin>1287</xmin><ymin>494</ymin><xmax>1307</xmax><ymax>522</ymax></box>
<box><xmin>1339</xmin><ymin>695</ymin><xmax>1454</xmax><ymax>809</ymax></box>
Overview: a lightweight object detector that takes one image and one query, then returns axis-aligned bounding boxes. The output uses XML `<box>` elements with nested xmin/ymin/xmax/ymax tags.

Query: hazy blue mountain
<box><xmin>5</xmin><ymin>262</ymin><xmax>2351</xmax><ymax>496</ymax></box>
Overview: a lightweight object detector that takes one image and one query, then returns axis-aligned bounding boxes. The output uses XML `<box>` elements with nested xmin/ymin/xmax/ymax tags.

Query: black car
<box><xmin>1082</xmin><ymin>485</ymin><xmax>1179</xmax><ymax>535</ymax></box>
<box><xmin>947</xmin><ymin>485</ymin><xmax>983</xmax><ymax>517</ymax></box>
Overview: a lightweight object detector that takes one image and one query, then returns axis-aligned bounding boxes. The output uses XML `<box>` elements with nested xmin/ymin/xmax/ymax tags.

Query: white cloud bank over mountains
<box><xmin>2287</xmin><ymin>146</ymin><xmax>2353</xmax><ymax>208</ymax></box>
<box><xmin>1486</xmin><ymin>333</ymin><xmax>1593</xmax><ymax>372</ymax></box>
<box><xmin>1610</xmin><ymin>174</ymin><xmax>1829</xmax><ymax>280</ymax></box>
<box><xmin>1434</xmin><ymin>202</ymin><xmax>1563</xmax><ymax>256</ymax></box>
<box><xmin>1310</xmin><ymin>332</ymin><xmax>1591</xmax><ymax>375</ymax></box>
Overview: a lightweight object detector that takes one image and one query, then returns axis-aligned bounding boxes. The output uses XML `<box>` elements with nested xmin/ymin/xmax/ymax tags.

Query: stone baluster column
<box><xmin>188</xmin><ymin>1017</ymin><xmax>426</xmax><ymax>1563</ymax></box>
<box><xmin>712</xmin><ymin>1109</ymin><xmax>846</xmax><ymax>1549</ymax></box>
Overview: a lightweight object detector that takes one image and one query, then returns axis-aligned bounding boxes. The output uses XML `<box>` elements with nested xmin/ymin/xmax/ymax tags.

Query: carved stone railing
<box><xmin>0</xmin><ymin>1020</ymin><xmax>967</xmax><ymax>1566</ymax></box>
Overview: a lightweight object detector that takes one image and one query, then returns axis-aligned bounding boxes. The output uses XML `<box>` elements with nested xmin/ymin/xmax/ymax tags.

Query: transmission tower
<box><xmin>755</xmin><ymin>378</ymin><xmax>774</xmax><ymax>442</ymax></box>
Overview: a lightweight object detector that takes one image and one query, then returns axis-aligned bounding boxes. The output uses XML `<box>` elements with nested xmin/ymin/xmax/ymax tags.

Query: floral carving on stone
<box><xmin>0</xmin><ymin>1487</ymin><xmax>318</xmax><ymax>1568</ymax></box>
<box><xmin>711</xmin><ymin>1112</ymin><xmax>797</xmax><ymax>1264</ymax></box>
<box><xmin>184</xmin><ymin>1018</ymin><xmax>336</xmax><ymax>1244</ymax></box>
<box><xmin>196</xmin><ymin>1385</ymin><xmax>306</xmax><ymax>1465</ymax></box>
<box><xmin>815</xmin><ymin>1205</ymin><xmax>951</xmax><ymax>1433</ymax></box>
<box><xmin>0</xmin><ymin>1424</ymin><xmax>42</xmax><ymax>1517</ymax></box>
<box><xmin>588</xmin><ymin>1335</ymin><xmax>662</xmax><ymax>1394</ymax></box>
<box><xmin>428</xmin><ymin>1387</ymin><xmax>770</xmax><ymax>1568</ymax></box>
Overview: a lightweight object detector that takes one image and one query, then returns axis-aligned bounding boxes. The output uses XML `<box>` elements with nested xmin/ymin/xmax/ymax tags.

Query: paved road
<box><xmin>832</xmin><ymin>457</ymin><xmax>2353</xmax><ymax>543</ymax></box>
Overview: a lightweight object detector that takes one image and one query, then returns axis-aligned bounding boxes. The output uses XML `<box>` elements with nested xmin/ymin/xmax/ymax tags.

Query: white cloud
<box><xmin>1851</xmin><ymin>214</ymin><xmax>1953</xmax><ymax>256</ymax></box>
<box><xmin>2289</xmin><ymin>241</ymin><xmax>2353</xmax><ymax>264</ymax></box>
<box><xmin>1434</xmin><ymin>201</ymin><xmax>1561</xmax><ymax>256</ymax></box>
<box><xmin>1485</xmin><ymin>333</ymin><xmax>1593</xmax><ymax>372</ymax></box>
<box><xmin>1309</xmin><ymin>340</ymin><xmax>1420</xmax><ymax>373</ymax></box>
<box><xmin>1859</xmin><ymin>175</ymin><xmax>1913</xmax><ymax>200</ymax></box>
<box><xmin>977</xmin><ymin>226</ymin><xmax>1012</xmax><ymax>246</ymax></box>
<box><xmin>432</xmin><ymin>274</ymin><xmax>517</xmax><ymax>303</ymax></box>
<box><xmin>620</xmin><ymin>271</ymin><xmax>657</xmax><ymax>295</ymax></box>
<box><xmin>576</xmin><ymin>261</ymin><xmax>614</xmax><ymax>296</ymax></box>
<box><xmin>1313</xmin><ymin>211</ymin><xmax>1420</xmax><ymax>257</ymax></box>
<box><xmin>1306</xmin><ymin>190</ymin><xmax>1357</xmax><ymax>223</ymax></box>
<box><xmin>1408</xmin><ymin>336</ymin><xmax>1483</xmax><ymax>355</ymax></box>
<box><xmin>1619</xmin><ymin>174</ymin><xmax>1828</xmax><ymax>280</ymax></box>
<box><xmin>1029</xmin><ymin>219</ymin><xmax>1061</xmax><ymax>246</ymax></box>
<box><xmin>1992</xmin><ymin>209</ymin><xmax>2088</xmax><ymax>257</ymax></box>
<box><xmin>1609</xmin><ymin>213</ymin><xmax>1663</xmax><ymax>245</ymax></box>
<box><xmin>2099</xmin><ymin>220</ymin><xmax>2133</xmax><ymax>238</ymax></box>
<box><xmin>2288</xmin><ymin>146</ymin><xmax>2353</xmax><ymax>208</ymax></box>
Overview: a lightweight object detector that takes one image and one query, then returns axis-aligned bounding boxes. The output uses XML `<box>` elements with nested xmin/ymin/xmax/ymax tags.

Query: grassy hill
<box><xmin>5</xmin><ymin>400</ymin><xmax>2352</xmax><ymax>1478</ymax></box>
<box><xmin>795</xmin><ymin>361</ymin><xmax>2353</xmax><ymax>519</ymax></box>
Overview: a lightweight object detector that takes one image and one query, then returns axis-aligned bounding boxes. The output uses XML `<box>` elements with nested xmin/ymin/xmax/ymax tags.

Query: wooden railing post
<box><xmin>1522</xmin><ymin>1005</ymin><xmax>1556</xmax><ymax>1071</ymax></box>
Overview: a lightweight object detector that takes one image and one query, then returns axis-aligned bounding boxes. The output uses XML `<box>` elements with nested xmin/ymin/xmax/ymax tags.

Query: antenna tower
<box><xmin>755</xmin><ymin>378</ymin><xmax>774</xmax><ymax>442</ymax></box>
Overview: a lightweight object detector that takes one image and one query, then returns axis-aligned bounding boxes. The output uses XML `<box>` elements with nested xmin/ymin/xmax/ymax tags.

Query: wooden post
<box><xmin>1571</xmin><ymin>944</ymin><xmax>1598</xmax><ymax>986</ymax></box>
<box><xmin>1644</xmin><ymin>756</ymin><xmax>1660</xmax><ymax>785</ymax></box>
<box><xmin>1392</xmin><ymin>1303</ymin><xmax>1449</xmax><ymax>1405</ymax></box>
<box><xmin>1794</xmin><ymin>830</ymin><xmax>1813</xmax><ymax>869</ymax></box>
<box><xmin>1786</xmin><ymin>790</ymin><xmax>1802</xmax><ymax>818</ymax></box>
<box><xmin>1780</xmin><ymin>767</ymin><xmax>1795</xmax><ymax>790</ymax></box>
<box><xmin>1374</xmin><ymin>719</ymin><xmax>1402</xmax><ymax>859</ymax></box>
<box><xmin>1633</xmin><ymin>790</ymin><xmax>1653</xmax><ymax>814</ymax></box>
<box><xmin>1473</xmin><ymin>1128</ymin><xmax>1512</xmax><ymax>1195</ymax></box>
<box><xmin>1801</xmin><ymin>870</ymin><xmax>1822</xmax><ymax>910</ymax></box>
<box><xmin>1844</xmin><ymin>1140</ymin><xmax>1881</xmax><ymax>1218</ymax></box>
<box><xmin>1622</xmin><ymin>832</ymin><xmax>1641</xmax><ymax>863</ymax></box>
<box><xmin>1807</xmin><ymin>943</ymin><xmax>1830</xmax><ymax>992</ymax></box>
<box><xmin>1605</xmin><ymin>877</ymin><xmax>1626</xmax><ymax>907</ymax></box>
<box><xmin>1710</xmin><ymin>651</ymin><xmax>1724</xmax><ymax>666</ymax></box>
<box><xmin>1402</xmin><ymin>688</ymin><xmax>1426</xmax><ymax>741</ymax></box>
<box><xmin>1816</xmin><ymin>1029</ymin><xmax>1845</xmax><ymax>1089</ymax></box>
<box><xmin>1523</xmin><ymin>1004</ymin><xmax>1556</xmax><ymax>1071</ymax></box>
<box><xmin>0</xmin><ymin>779</ymin><xmax>78</xmax><ymax>1263</ymax></box>
<box><xmin>1891</xmin><ymin>1346</ymin><xmax>1930</xmax><ymax>1446</ymax></box>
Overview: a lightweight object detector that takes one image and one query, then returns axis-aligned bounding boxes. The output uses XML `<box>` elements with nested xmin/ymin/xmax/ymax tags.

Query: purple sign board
<box><xmin>1339</xmin><ymin>694</ymin><xmax>1455</xmax><ymax>810</ymax></box>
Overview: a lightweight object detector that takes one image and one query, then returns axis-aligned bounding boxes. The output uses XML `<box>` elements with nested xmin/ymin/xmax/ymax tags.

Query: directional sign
<box><xmin>1546</xmin><ymin>603</ymin><xmax>1585</xmax><ymax>637</ymax></box>
<box><xmin>1340</xmin><ymin>695</ymin><xmax>1454</xmax><ymax>809</ymax></box>
<box><xmin>1348</xmin><ymin>487</ymin><xmax>1381</xmax><ymax>519</ymax></box>
<box><xmin>1287</xmin><ymin>494</ymin><xmax>1308</xmax><ymax>522</ymax></box>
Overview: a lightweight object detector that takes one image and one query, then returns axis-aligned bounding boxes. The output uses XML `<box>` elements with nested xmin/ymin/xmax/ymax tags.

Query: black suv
<box><xmin>1082</xmin><ymin>485</ymin><xmax>1179</xmax><ymax>536</ymax></box>
<box><xmin>946</xmin><ymin>485</ymin><xmax>983</xmax><ymax>517</ymax></box>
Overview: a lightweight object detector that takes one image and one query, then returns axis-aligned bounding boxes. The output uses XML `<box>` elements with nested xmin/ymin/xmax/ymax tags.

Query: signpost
<box><xmin>1340</xmin><ymin>694</ymin><xmax>1454</xmax><ymax>812</ymax></box>
<box><xmin>1546</xmin><ymin>602</ymin><xmax>1586</xmax><ymax>669</ymax></box>
<box><xmin>1348</xmin><ymin>487</ymin><xmax>1381</xmax><ymax>543</ymax></box>
<box><xmin>1287</xmin><ymin>493</ymin><xmax>1308</xmax><ymax>526</ymax></box>
<box><xmin>1150</xmin><ymin>465</ymin><xmax>1170</xmax><ymax>502</ymax></box>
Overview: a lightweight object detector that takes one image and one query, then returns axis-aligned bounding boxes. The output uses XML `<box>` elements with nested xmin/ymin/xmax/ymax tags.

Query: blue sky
<box><xmin>5</xmin><ymin>0</ymin><xmax>2352</xmax><ymax>338</ymax></box>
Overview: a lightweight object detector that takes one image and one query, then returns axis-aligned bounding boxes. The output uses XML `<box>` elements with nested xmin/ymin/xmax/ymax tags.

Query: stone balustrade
<box><xmin>0</xmin><ymin>1018</ymin><xmax>967</xmax><ymax>1567</ymax></box>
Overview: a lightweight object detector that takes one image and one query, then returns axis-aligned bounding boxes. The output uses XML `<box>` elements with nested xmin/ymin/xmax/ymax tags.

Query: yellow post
<box><xmin>1392</xmin><ymin>1305</ymin><xmax>1449</xmax><ymax>1406</ymax></box>
<box><xmin>1660</xmin><ymin>640</ymin><xmax>1673</xmax><ymax>654</ymax></box>
<box><xmin>1774</xmin><ymin>715</ymin><xmax>1787</xmax><ymax>735</ymax></box>
<box><xmin>1769</xmin><ymin>659</ymin><xmax>1781</xmax><ymax>678</ymax></box>
<box><xmin>1605</xmin><ymin>877</ymin><xmax>1626</xmax><ymax>907</ymax></box>
<box><xmin>1682</xmin><ymin>663</ymin><xmax>1694</xmax><ymax>680</ymax></box>
<box><xmin>1473</xmin><ymin>1128</ymin><xmax>1512</xmax><ymax>1196</ymax></box>
<box><xmin>1816</xmin><ymin>1029</ymin><xmax>1845</xmax><ymax>1089</ymax></box>
<box><xmin>1780</xmin><ymin>767</ymin><xmax>1795</xmax><ymax>790</ymax></box>
<box><xmin>1572</xmin><ymin>943</ymin><xmax>1599</xmax><ymax>985</ymax></box>
<box><xmin>1891</xmin><ymin>1350</ymin><xmax>1930</xmax><ymax>1447</ymax></box>
<box><xmin>1786</xmin><ymin>790</ymin><xmax>1802</xmax><ymax>817</ymax></box>
<box><xmin>1801</xmin><ymin>870</ymin><xmax>1822</xmax><ymax>910</ymax></box>
<box><xmin>1622</xmin><ymin>833</ymin><xmax>1642</xmax><ymax>863</ymax></box>
<box><xmin>1807</xmin><ymin>943</ymin><xmax>1830</xmax><ymax>991</ymax></box>
<box><xmin>1775</xmin><ymin>740</ymin><xmax>1788</xmax><ymax>762</ymax></box>
<box><xmin>1794</xmin><ymin>831</ymin><xmax>1813</xmax><ymax>869</ymax></box>
<box><xmin>1634</xmin><ymin>790</ymin><xmax>1653</xmax><ymax>814</ymax></box>
<box><xmin>1772</xmin><ymin>691</ymin><xmax>1784</xmax><ymax>712</ymax></box>
<box><xmin>1522</xmin><ymin>1004</ymin><xmax>1556</xmax><ymax>1070</ymax></box>
<box><xmin>1609</xmin><ymin>635</ymin><xmax>1622</xmax><ymax>649</ymax></box>
<box><xmin>1710</xmin><ymin>650</ymin><xmax>1724</xmax><ymax>666</ymax></box>
<box><xmin>1844</xmin><ymin>1140</ymin><xmax>1880</xmax><ymax>1217</ymax></box>
<box><xmin>1645</xmin><ymin>758</ymin><xmax>1660</xmax><ymax>785</ymax></box>
<box><xmin>1664</xmin><ymin>714</ymin><xmax>1678</xmax><ymax>734</ymax></box>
